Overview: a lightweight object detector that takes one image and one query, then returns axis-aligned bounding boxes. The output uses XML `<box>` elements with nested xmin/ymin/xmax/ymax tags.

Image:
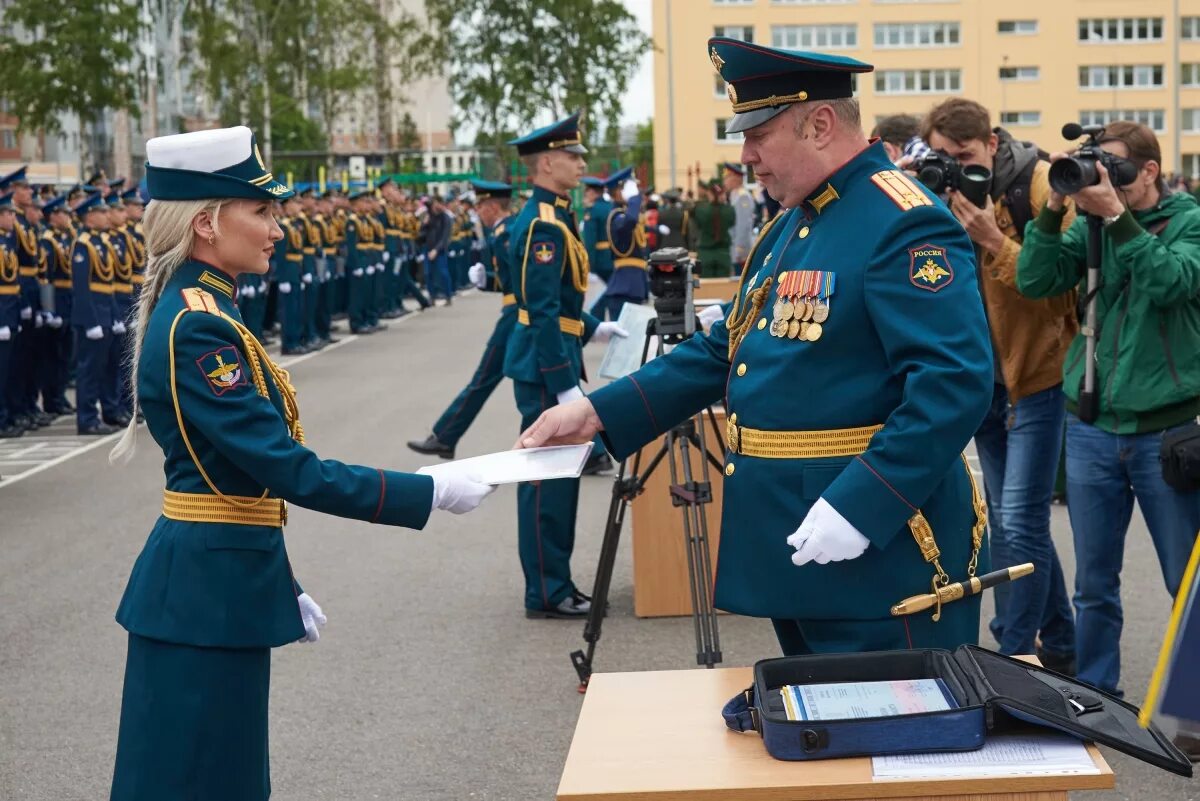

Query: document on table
<box><xmin>780</xmin><ymin>679</ymin><xmax>955</xmax><ymax>721</ymax></box>
<box><xmin>598</xmin><ymin>304</ymin><xmax>659</xmax><ymax>380</ymax></box>
<box><xmin>873</xmin><ymin>733</ymin><xmax>1100</xmax><ymax>780</ymax></box>
<box><xmin>446</xmin><ymin>444</ymin><xmax>594</xmax><ymax>485</ymax></box>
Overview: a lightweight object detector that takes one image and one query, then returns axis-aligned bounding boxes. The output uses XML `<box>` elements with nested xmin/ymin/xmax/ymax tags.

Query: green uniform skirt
<box><xmin>111</xmin><ymin>634</ymin><xmax>271</xmax><ymax>801</ymax></box>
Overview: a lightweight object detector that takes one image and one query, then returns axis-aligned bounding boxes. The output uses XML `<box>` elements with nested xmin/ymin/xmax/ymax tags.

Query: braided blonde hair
<box><xmin>109</xmin><ymin>199</ymin><xmax>224</xmax><ymax>464</ymax></box>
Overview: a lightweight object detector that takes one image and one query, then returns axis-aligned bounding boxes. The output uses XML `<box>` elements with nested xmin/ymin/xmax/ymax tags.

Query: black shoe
<box><xmin>103</xmin><ymin>414</ymin><xmax>132</xmax><ymax>428</ymax></box>
<box><xmin>307</xmin><ymin>339</ymin><xmax>327</xmax><ymax>351</ymax></box>
<box><xmin>351</xmin><ymin>326</ymin><xmax>374</xmax><ymax>335</ymax></box>
<box><xmin>1036</xmin><ymin>646</ymin><xmax>1077</xmax><ymax>677</ymax></box>
<box><xmin>324</xmin><ymin>336</ymin><xmax>341</xmax><ymax>345</ymax></box>
<box><xmin>0</xmin><ymin>424</ymin><xmax>24</xmax><ymax>438</ymax></box>
<box><xmin>406</xmin><ymin>433</ymin><xmax>455</xmax><ymax>460</ymax></box>
<box><xmin>443</xmin><ymin>297</ymin><xmax>452</xmax><ymax>307</ymax></box>
<box><xmin>526</xmin><ymin>593</ymin><xmax>592</xmax><ymax>619</ymax></box>
<box><xmin>56</xmin><ymin>400</ymin><xmax>76</xmax><ymax>414</ymax></box>
<box><xmin>78</xmin><ymin>423</ymin><xmax>117</xmax><ymax>436</ymax></box>
<box><xmin>581</xmin><ymin>452</ymin><xmax>614</xmax><ymax>476</ymax></box>
<box><xmin>281</xmin><ymin>345</ymin><xmax>310</xmax><ymax>355</ymax></box>
<box><xmin>14</xmin><ymin>414</ymin><xmax>34</xmax><ymax>431</ymax></box>
<box><xmin>374</xmin><ymin>322</ymin><xmax>388</xmax><ymax>331</ymax></box>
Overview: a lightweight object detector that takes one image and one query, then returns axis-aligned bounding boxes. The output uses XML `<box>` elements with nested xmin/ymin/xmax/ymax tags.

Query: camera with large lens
<box><xmin>913</xmin><ymin>151</ymin><xmax>993</xmax><ymax>208</ymax></box>
<box><xmin>1048</xmin><ymin>123</ymin><xmax>1140</xmax><ymax>195</ymax></box>
<box><xmin>647</xmin><ymin>246</ymin><xmax>698</xmax><ymax>343</ymax></box>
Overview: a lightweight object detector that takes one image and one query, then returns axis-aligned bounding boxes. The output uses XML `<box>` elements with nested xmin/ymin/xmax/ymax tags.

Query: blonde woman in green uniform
<box><xmin>106</xmin><ymin>126</ymin><xmax>494</xmax><ymax>801</ymax></box>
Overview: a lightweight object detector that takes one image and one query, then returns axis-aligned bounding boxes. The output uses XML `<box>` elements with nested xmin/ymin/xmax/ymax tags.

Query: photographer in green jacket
<box><xmin>1016</xmin><ymin>122</ymin><xmax>1200</xmax><ymax>737</ymax></box>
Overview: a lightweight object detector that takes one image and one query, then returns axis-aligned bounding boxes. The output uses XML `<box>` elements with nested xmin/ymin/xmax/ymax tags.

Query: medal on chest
<box><xmin>770</xmin><ymin>269</ymin><xmax>836</xmax><ymax>342</ymax></box>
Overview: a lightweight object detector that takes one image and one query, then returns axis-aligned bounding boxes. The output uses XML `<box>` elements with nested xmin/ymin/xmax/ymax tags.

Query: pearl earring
<box><xmin>208</xmin><ymin>235</ymin><xmax>215</xmax><ymax>245</ymax></box>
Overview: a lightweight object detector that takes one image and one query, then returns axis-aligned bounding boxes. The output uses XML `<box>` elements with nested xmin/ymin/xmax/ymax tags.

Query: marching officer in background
<box><xmin>656</xmin><ymin>187</ymin><xmax>690</xmax><ymax>250</ymax></box>
<box><xmin>0</xmin><ymin>193</ymin><xmax>22</xmax><ymax>437</ymax></box>
<box><xmin>723</xmin><ymin>162</ymin><xmax>757</xmax><ymax>271</ymax></box>
<box><xmin>518</xmin><ymin>38</ymin><xmax>994</xmax><ymax>656</ymax></box>
<box><xmin>591</xmin><ymin>166</ymin><xmax>649</xmax><ymax>322</ymax></box>
<box><xmin>38</xmin><ymin>196</ymin><xmax>75</xmax><ymax>417</ymax></box>
<box><xmin>503</xmin><ymin>112</ymin><xmax>628</xmax><ymax>618</ymax></box>
<box><xmin>580</xmin><ymin>176</ymin><xmax>613</xmax><ymax>311</ymax></box>
<box><xmin>71</xmin><ymin>194</ymin><xmax>123</xmax><ymax>435</ymax></box>
<box><xmin>688</xmin><ymin>178</ymin><xmax>735</xmax><ymax>277</ymax></box>
<box><xmin>382</xmin><ymin>180</ymin><xmax>432</xmax><ymax>312</ymax></box>
<box><xmin>408</xmin><ymin>179</ymin><xmax>518</xmax><ymax>460</ymax></box>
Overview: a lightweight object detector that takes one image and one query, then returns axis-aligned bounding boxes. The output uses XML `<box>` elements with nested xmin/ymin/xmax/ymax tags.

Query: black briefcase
<box><xmin>1161</xmin><ymin>420</ymin><xmax>1200</xmax><ymax>492</ymax></box>
<box><xmin>722</xmin><ymin>645</ymin><xmax>1192</xmax><ymax>776</ymax></box>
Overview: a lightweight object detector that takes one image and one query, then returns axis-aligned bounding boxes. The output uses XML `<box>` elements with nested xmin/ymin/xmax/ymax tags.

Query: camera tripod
<box><xmin>570</xmin><ymin>315</ymin><xmax>725</xmax><ymax>692</ymax></box>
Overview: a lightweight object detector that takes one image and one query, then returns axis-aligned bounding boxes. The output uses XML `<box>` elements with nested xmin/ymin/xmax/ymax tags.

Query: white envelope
<box><xmin>446</xmin><ymin>443</ymin><xmax>595</xmax><ymax>485</ymax></box>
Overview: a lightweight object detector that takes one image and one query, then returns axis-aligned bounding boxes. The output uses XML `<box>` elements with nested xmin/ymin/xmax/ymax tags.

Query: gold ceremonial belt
<box><xmin>386</xmin><ymin>228</ymin><xmax>402</xmax><ymax>236</ymax></box>
<box><xmin>285</xmin><ymin>254</ymin><xmax>303</xmax><ymax>262</ymax></box>
<box><xmin>725</xmin><ymin>417</ymin><xmax>884</xmax><ymax>459</ymax></box>
<box><xmin>88</xmin><ymin>282</ymin><xmax>114</xmax><ymax>294</ymax></box>
<box><xmin>516</xmin><ymin>309</ymin><xmax>585</xmax><ymax>337</ymax></box>
<box><xmin>131</xmin><ymin>275</ymin><xmax>145</xmax><ymax>285</ymax></box>
<box><xmin>302</xmin><ymin>247</ymin><xmax>316</xmax><ymax>255</ymax></box>
<box><xmin>614</xmin><ymin>257</ymin><xmax>647</xmax><ymax>269</ymax></box>
<box><xmin>18</xmin><ymin>267</ymin><xmax>38</xmax><ymax>277</ymax></box>
<box><xmin>502</xmin><ymin>294</ymin><xmax>516</xmax><ymax>306</ymax></box>
<box><xmin>595</xmin><ymin>242</ymin><xmax>611</xmax><ymax>250</ymax></box>
<box><xmin>0</xmin><ymin>285</ymin><xmax>18</xmax><ymax>295</ymax></box>
<box><xmin>162</xmin><ymin>489</ymin><xmax>287</xmax><ymax>527</ymax></box>
<box><xmin>113</xmin><ymin>282</ymin><xmax>133</xmax><ymax>293</ymax></box>
<box><xmin>53</xmin><ymin>279</ymin><xmax>72</xmax><ymax>289</ymax></box>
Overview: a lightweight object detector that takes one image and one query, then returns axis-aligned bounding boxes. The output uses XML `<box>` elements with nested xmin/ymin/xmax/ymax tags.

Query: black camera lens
<box><xmin>916</xmin><ymin>164</ymin><xmax>947</xmax><ymax>195</ymax></box>
<box><xmin>959</xmin><ymin>165</ymin><xmax>992</xmax><ymax>208</ymax></box>
<box><xmin>1049</xmin><ymin>157</ymin><xmax>1098</xmax><ymax>195</ymax></box>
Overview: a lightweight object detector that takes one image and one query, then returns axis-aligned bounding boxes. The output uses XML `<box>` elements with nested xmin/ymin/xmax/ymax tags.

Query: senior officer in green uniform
<box><xmin>105</xmin><ymin>126</ymin><xmax>495</xmax><ymax>801</ymax></box>
<box><xmin>407</xmin><ymin>179</ymin><xmax>518</xmax><ymax>459</ymax></box>
<box><xmin>517</xmin><ymin>40</ymin><xmax>994</xmax><ymax>654</ymax></box>
<box><xmin>505</xmin><ymin>112</ymin><xmax>627</xmax><ymax>618</ymax></box>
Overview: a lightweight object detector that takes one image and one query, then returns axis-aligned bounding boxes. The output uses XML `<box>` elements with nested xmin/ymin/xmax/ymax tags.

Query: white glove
<box><xmin>296</xmin><ymin>592</ymin><xmax>327</xmax><ymax>644</ymax></box>
<box><xmin>241</xmin><ymin>285</ymin><xmax>257</xmax><ymax>299</ymax></box>
<box><xmin>592</xmin><ymin>321</ymin><xmax>629</xmax><ymax>344</ymax></box>
<box><xmin>658</xmin><ymin>224</ymin><xmax>670</xmax><ymax>235</ymax></box>
<box><xmin>48</xmin><ymin>315</ymin><xmax>63</xmax><ymax>329</ymax></box>
<box><xmin>352</xmin><ymin>268</ymin><xmax>364</xmax><ymax>277</ymax></box>
<box><xmin>382</xmin><ymin>251</ymin><xmax>390</xmax><ymax>262</ymax></box>
<box><xmin>786</xmin><ymin>498</ymin><xmax>871</xmax><ymax>566</ymax></box>
<box><xmin>0</xmin><ymin>325</ymin><xmax>9</xmax><ymax>341</ymax></box>
<box><xmin>417</xmin><ymin>464</ymin><xmax>496</xmax><ymax>514</ymax></box>
<box><xmin>556</xmin><ymin>386</ymin><xmax>585</xmax><ymax>405</ymax></box>
<box><xmin>112</xmin><ymin>320</ymin><xmax>127</xmax><ymax>335</ymax></box>
<box><xmin>33</xmin><ymin>312</ymin><xmax>44</xmax><ymax>328</ymax></box>
<box><xmin>622</xmin><ymin>179</ymin><xmax>639</xmax><ymax>200</ymax></box>
<box><xmin>468</xmin><ymin>263</ymin><xmax>487</xmax><ymax>289</ymax></box>
<box><xmin>20</xmin><ymin>306</ymin><xmax>32</xmax><ymax>320</ymax></box>
<box><xmin>302</xmin><ymin>273</ymin><xmax>313</xmax><ymax>284</ymax></box>
<box><xmin>85</xmin><ymin>325</ymin><xmax>104</xmax><ymax>340</ymax></box>
<box><xmin>366</xmin><ymin>265</ymin><xmax>375</xmax><ymax>275</ymax></box>
<box><xmin>698</xmin><ymin>304</ymin><xmax>725</xmax><ymax>329</ymax></box>
<box><xmin>278</xmin><ymin>282</ymin><xmax>292</xmax><ymax>294</ymax></box>
<box><xmin>417</xmin><ymin>254</ymin><xmax>426</xmax><ymax>263</ymax></box>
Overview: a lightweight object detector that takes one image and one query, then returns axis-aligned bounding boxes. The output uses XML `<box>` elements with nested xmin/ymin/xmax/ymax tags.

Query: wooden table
<box><xmin>696</xmin><ymin>276</ymin><xmax>741</xmax><ymax>304</ymax></box>
<box><xmin>557</xmin><ymin>666</ymin><xmax>1115</xmax><ymax>801</ymax></box>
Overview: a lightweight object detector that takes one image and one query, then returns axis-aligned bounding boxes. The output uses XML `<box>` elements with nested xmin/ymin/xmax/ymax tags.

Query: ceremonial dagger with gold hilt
<box><xmin>891</xmin><ymin>563</ymin><xmax>1035</xmax><ymax>619</ymax></box>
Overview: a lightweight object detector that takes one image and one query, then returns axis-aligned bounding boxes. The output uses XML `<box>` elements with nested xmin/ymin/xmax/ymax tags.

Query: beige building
<box><xmin>652</xmin><ymin>0</ymin><xmax>1200</xmax><ymax>192</ymax></box>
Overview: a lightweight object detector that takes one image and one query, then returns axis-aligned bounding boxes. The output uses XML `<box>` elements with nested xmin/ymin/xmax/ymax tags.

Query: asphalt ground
<box><xmin>0</xmin><ymin>289</ymin><xmax>1194</xmax><ymax>800</ymax></box>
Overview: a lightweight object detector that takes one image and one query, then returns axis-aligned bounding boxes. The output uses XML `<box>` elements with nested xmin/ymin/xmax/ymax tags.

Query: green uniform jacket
<box><xmin>689</xmin><ymin>200</ymin><xmax>735</xmax><ymax>250</ymax></box>
<box><xmin>1016</xmin><ymin>192</ymin><xmax>1200</xmax><ymax>434</ymax></box>
<box><xmin>116</xmin><ymin>260</ymin><xmax>434</xmax><ymax>648</ymax></box>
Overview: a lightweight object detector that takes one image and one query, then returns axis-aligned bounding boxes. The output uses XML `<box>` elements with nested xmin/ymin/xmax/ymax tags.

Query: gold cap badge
<box><xmin>710</xmin><ymin>47</ymin><xmax>725</xmax><ymax>72</ymax></box>
<box><xmin>726</xmin><ymin>82</ymin><xmax>738</xmax><ymax>104</ymax></box>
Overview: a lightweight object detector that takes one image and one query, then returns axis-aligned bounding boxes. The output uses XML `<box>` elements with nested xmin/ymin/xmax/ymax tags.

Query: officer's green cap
<box><xmin>708</xmin><ymin>37</ymin><xmax>873</xmax><ymax>134</ymax></box>
<box><xmin>508</xmin><ymin>111</ymin><xmax>587</xmax><ymax>156</ymax></box>
<box><xmin>145</xmin><ymin>126</ymin><xmax>294</xmax><ymax>201</ymax></box>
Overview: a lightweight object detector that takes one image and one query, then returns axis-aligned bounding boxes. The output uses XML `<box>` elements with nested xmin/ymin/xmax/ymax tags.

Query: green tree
<box><xmin>0</xmin><ymin>0</ymin><xmax>142</xmax><ymax>168</ymax></box>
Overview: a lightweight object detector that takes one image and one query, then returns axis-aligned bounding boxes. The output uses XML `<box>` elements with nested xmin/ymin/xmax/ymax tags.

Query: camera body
<box><xmin>647</xmin><ymin>246</ymin><xmax>699</xmax><ymax>342</ymax></box>
<box><xmin>913</xmin><ymin>151</ymin><xmax>993</xmax><ymax>208</ymax></box>
<box><xmin>1048</xmin><ymin>123</ymin><xmax>1140</xmax><ymax>195</ymax></box>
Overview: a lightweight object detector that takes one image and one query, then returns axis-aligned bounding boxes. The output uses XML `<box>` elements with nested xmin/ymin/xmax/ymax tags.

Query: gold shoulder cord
<box><xmin>167</xmin><ymin>308</ymin><xmax>304</xmax><ymax>513</ymax></box>
<box><xmin>724</xmin><ymin>213</ymin><xmax>785</xmax><ymax>361</ymax></box>
<box><xmin>907</xmin><ymin>454</ymin><xmax>987</xmax><ymax>621</ymax></box>
<box><xmin>0</xmin><ymin>249</ymin><xmax>16</xmax><ymax>282</ymax></box>
<box><xmin>523</xmin><ymin>210</ymin><xmax>589</xmax><ymax>298</ymax></box>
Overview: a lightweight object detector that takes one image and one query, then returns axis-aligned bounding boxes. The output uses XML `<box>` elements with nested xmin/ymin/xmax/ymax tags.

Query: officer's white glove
<box><xmin>33</xmin><ymin>312</ymin><xmax>44</xmax><ymax>328</ymax></box>
<box><xmin>622</xmin><ymin>179</ymin><xmax>639</xmax><ymax>200</ymax></box>
<box><xmin>112</xmin><ymin>320</ymin><xmax>127</xmax><ymax>335</ymax></box>
<box><xmin>382</xmin><ymin>251</ymin><xmax>390</xmax><ymax>262</ymax></box>
<box><xmin>278</xmin><ymin>282</ymin><xmax>292</xmax><ymax>294</ymax></box>
<box><xmin>302</xmin><ymin>273</ymin><xmax>313</xmax><ymax>284</ymax></box>
<box><xmin>296</xmin><ymin>592</ymin><xmax>327</xmax><ymax>644</ymax></box>
<box><xmin>417</xmin><ymin>464</ymin><xmax>496</xmax><ymax>514</ymax></box>
<box><xmin>48</xmin><ymin>315</ymin><xmax>63</xmax><ymax>329</ymax></box>
<box><xmin>20</xmin><ymin>306</ymin><xmax>32</xmax><ymax>320</ymax></box>
<box><xmin>556</xmin><ymin>386</ymin><xmax>585</xmax><ymax>405</ymax></box>
<box><xmin>591</xmin><ymin>321</ymin><xmax>629</xmax><ymax>344</ymax></box>
<box><xmin>787</xmin><ymin>498</ymin><xmax>871</xmax><ymax>566</ymax></box>
<box><xmin>468</xmin><ymin>263</ymin><xmax>487</xmax><ymax>289</ymax></box>
<box><xmin>85</xmin><ymin>325</ymin><xmax>104</xmax><ymax>341</ymax></box>
<box><xmin>698</xmin><ymin>304</ymin><xmax>725</xmax><ymax>329</ymax></box>
<box><xmin>0</xmin><ymin>325</ymin><xmax>9</xmax><ymax>341</ymax></box>
<box><xmin>658</xmin><ymin>224</ymin><xmax>670</xmax><ymax>235</ymax></box>
<box><xmin>366</xmin><ymin>265</ymin><xmax>375</xmax><ymax>275</ymax></box>
<box><xmin>241</xmin><ymin>285</ymin><xmax>256</xmax><ymax>299</ymax></box>
<box><xmin>351</xmin><ymin>269</ymin><xmax>364</xmax><ymax>277</ymax></box>
<box><xmin>417</xmin><ymin>254</ymin><xmax>426</xmax><ymax>263</ymax></box>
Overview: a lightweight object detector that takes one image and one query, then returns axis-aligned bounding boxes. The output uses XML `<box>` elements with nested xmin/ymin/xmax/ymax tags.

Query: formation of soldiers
<box><xmin>0</xmin><ymin>168</ymin><xmax>491</xmax><ymax>437</ymax></box>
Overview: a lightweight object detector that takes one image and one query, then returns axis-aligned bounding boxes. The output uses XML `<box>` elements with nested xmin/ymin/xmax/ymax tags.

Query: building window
<box><xmin>715</xmin><ymin>119</ymin><xmax>744</xmax><ymax>143</ymax></box>
<box><xmin>1078</xmin><ymin>64</ymin><xmax>1164</xmax><ymax>90</ymax></box>
<box><xmin>0</xmin><ymin>129</ymin><xmax>15</xmax><ymax>149</ymax></box>
<box><xmin>1183</xmin><ymin>154</ymin><xmax>1200</xmax><ymax>178</ymax></box>
<box><xmin>714</xmin><ymin>25</ymin><xmax>753</xmax><ymax>43</ymax></box>
<box><xmin>770</xmin><ymin>0</ymin><xmax>853</xmax><ymax>5</ymax></box>
<box><xmin>1079</xmin><ymin>109</ymin><xmax>1166</xmax><ymax>132</ymax></box>
<box><xmin>999</xmin><ymin>111</ymin><xmax>1041</xmax><ymax>127</ymax></box>
<box><xmin>1184</xmin><ymin>17</ymin><xmax>1200</xmax><ymax>40</ymax></box>
<box><xmin>874</xmin><ymin>68</ymin><xmax>961</xmax><ymax>95</ymax></box>
<box><xmin>1183</xmin><ymin>109</ymin><xmax>1200</xmax><ymax>133</ymax></box>
<box><xmin>714</xmin><ymin>74</ymin><xmax>727</xmax><ymax>98</ymax></box>
<box><xmin>1183</xmin><ymin>64</ymin><xmax>1200</xmax><ymax>87</ymax></box>
<box><xmin>997</xmin><ymin>20</ymin><xmax>1038</xmax><ymax>35</ymax></box>
<box><xmin>999</xmin><ymin>66</ymin><xmax>1039</xmax><ymax>82</ymax></box>
<box><xmin>772</xmin><ymin>24</ymin><xmax>858</xmax><ymax>49</ymax></box>
<box><xmin>1078</xmin><ymin>17</ymin><xmax>1163</xmax><ymax>43</ymax></box>
<box><xmin>873</xmin><ymin>22</ymin><xmax>960</xmax><ymax>48</ymax></box>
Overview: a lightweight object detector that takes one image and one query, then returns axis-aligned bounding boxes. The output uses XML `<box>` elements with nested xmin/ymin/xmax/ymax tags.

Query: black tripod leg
<box><xmin>688</xmin><ymin>415</ymin><xmax>723</xmax><ymax>666</ymax></box>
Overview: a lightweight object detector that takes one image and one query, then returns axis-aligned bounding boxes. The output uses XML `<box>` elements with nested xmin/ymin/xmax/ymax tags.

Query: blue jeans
<box><xmin>423</xmin><ymin>252</ymin><xmax>453</xmax><ymax>300</ymax></box>
<box><xmin>974</xmin><ymin>383</ymin><xmax>1075</xmax><ymax>658</ymax></box>
<box><xmin>1065</xmin><ymin>416</ymin><xmax>1200</xmax><ymax>695</ymax></box>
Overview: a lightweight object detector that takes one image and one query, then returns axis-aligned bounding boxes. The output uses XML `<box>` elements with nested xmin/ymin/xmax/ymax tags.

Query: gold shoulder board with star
<box><xmin>870</xmin><ymin>170</ymin><xmax>933</xmax><ymax>212</ymax></box>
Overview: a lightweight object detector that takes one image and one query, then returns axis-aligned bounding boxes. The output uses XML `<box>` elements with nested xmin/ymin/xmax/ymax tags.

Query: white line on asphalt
<box><xmin>4</xmin><ymin>442</ymin><xmax>48</xmax><ymax>460</ymax></box>
<box><xmin>277</xmin><ymin>334</ymin><xmax>358</xmax><ymax>369</ymax></box>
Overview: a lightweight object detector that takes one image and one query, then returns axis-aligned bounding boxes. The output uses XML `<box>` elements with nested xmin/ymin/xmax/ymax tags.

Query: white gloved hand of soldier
<box><xmin>382</xmin><ymin>251</ymin><xmax>390</xmax><ymax>262</ymax></box>
<box><xmin>0</xmin><ymin>325</ymin><xmax>9</xmax><ymax>341</ymax></box>
<box><xmin>556</xmin><ymin>385</ymin><xmax>585</xmax><ymax>405</ymax></box>
<box><xmin>278</xmin><ymin>282</ymin><xmax>292</xmax><ymax>294</ymax></box>
<box><xmin>417</xmin><ymin>463</ymin><xmax>496</xmax><ymax>515</ymax></box>
<box><xmin>591</xmin><ymin>321</ymin><xmax>629</xmax><ymax>344</ymax></box>
<box><xmin>351</xmin><ymin>269</ymin><xmax>364</xmax><ymax>277</ymax></box>
<box><xmin>85</xmin><ymin>325</ymin><xmax>104</xmax><ymax>341</ymax></box>
<box><xmin>622</xmin><ymin>179</ymin><xmax>639</xmax><ymax>200</ymax></box>
<box><xmin>33</xmin><ymin>312</ymin><xmax>44</xmax><ymax>328</ymax></box>
<box><xmin>366</xmin><ymin>265</ymin><xmax>375</xmax><ymax>275</ymax></box>
<box><xmin>241</xmin><ymin>285</ymin><xmax>256</xmax><ymax>299</ymax></box>
<box><xmin>112</xmin><ymin>320</ymin><xmax>127</xmax><ymax>335</ymax></box>
<box><xmin>658</xmin><ymin>224</ymin><xmax>670</xmax><ymax>235</ymax></box>
<box><xmin>698</xmin><ymin>304</ymin><xmax>725</xmax><ymax>329</ymax></box>
<box><xmin>786</xmin><ymin>498</ymin><xmax>871</xmax><ymax>566</ymax></box>
<box><xmin>49</xmin><ymin>315</ymin><xmax>64</xmax><ymax>329</ymax></box>
<box><xmin>468</xmin><ymin>263</ymin><xmax>487</xmax><ymax>289</ymax></box>
<box><xmin>302</xmin><ymin>273</ymin><xmax>313</xmax><ymax>284</ymax></box>
<box><xmin>295</xmin><ymin>592</ymin><xmax>327</xmax><ymax>644</ymax></box>
<box><xmin>19</xmin><ymin>306</ymin><xmax>32</xmax><ymax>320</ymax></box>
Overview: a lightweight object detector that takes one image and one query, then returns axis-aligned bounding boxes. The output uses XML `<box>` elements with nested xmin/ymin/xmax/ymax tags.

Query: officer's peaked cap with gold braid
<box><xmin>145</xmin><ymin>126</ymin><xmax>295</xmax><ymax>202</ymax></box>
<box><xmin>709</xmin><ymin>37</ymin><xmax>873</xmax><ymax>134</ymax></box>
